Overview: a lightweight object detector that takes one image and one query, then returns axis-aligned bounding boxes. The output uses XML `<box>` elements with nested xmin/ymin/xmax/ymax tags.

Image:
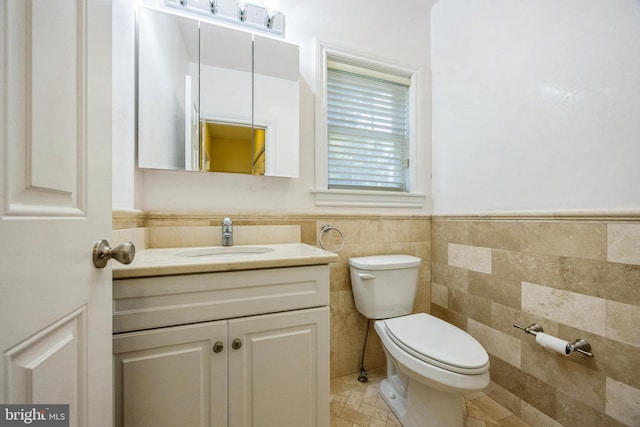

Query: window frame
<box><xmin>313</xmin><ymin>40</ymin><xmax>426</xmax><ymax>208</ymax></box>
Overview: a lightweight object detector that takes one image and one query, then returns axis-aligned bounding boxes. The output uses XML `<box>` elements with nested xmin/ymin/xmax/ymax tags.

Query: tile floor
<box><xmin>330</xmin><ymin>370</ymin><xmax>532</xmax><ymax>427</ymax></box>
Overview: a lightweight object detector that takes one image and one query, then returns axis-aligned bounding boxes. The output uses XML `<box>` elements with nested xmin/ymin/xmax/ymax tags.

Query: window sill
<box><xmin>312</xmin><ymin>189</ymin><xmax>426</xmax><ymax>208</ymax></box>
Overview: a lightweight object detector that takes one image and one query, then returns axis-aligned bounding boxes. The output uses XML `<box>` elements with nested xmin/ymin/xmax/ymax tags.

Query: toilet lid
<box><xmin>383</xmin><ymin>313</ymin><xmax>489</xmax><ymax>375</ymax></box>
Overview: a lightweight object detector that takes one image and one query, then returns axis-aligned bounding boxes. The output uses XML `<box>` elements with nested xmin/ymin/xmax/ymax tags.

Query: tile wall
<box><xmin>431</xmin><ymin>216</ymin><xmax>640</xmax><ymax>427</ymax></box>
<box><xmin>112</xmin><ymin>211</ymin><xmax>432</xmax><ymax>379</ymax></box>
<box><xmin>114</xmin><ymin>211</ymin><xmax>640</xmax><ymax>426</ymax></box>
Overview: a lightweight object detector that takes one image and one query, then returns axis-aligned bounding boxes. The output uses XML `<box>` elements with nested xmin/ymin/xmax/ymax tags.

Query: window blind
<box><xmin>327</xmin><ymin>66</ymin><xmax>410</xmax><ymax>191</ymax></box>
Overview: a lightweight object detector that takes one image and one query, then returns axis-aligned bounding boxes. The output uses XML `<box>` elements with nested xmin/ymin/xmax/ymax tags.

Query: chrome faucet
<box><xmin>222</xmin><ymin>217</ymin><xmax>233</xmax><ymax>246</ymax></box>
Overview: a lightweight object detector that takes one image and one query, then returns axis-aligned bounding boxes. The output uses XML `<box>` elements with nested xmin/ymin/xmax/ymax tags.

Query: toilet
<box><xmin>349</xmin><ymin>255</ymin><xmax>490</xmax><ymax>427</ymax></box>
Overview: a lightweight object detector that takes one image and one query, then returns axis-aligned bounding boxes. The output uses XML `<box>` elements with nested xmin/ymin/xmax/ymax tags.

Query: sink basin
<box><xmin>174</xmin><ymin>246</ymin><xmax>275</xmax><ymax>258</ymax></box>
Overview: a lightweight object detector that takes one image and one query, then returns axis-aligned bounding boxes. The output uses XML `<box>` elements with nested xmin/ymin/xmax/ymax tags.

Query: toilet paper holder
<box><xmin>513</xmin><ymin>323</ymin><xmax>594</xmax><ymax>358</ymax></box>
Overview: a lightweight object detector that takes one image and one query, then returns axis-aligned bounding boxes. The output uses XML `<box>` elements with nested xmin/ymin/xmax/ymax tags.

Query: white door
<box><xmin>0</xmin><ymin>1</ymin><xmax>113</xmax><ymax>426</ymax></box>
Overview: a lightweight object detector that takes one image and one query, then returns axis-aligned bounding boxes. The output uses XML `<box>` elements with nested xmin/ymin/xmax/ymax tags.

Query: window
<box><xmin>327</xmin><ymin>61</ymin><xmax>410</xmax><ymax>191</ymax></box>
<box><xmin>314</xmin><ymin>42</ymin><xmax>426</xmax><ymax>208</ymax></box>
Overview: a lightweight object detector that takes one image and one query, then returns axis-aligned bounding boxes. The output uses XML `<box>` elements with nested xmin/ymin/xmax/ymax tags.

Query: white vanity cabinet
<box><xmin>112</xmin><ymin>264</ymin><xmax>330</xmax><ymax>427</ymax></box>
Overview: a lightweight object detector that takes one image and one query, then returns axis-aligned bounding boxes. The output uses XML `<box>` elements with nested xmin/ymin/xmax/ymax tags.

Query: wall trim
<box><xmin>113</xmin><ymin>209</ymin><xmax>640</xmax><ymax>230</ymax></box>
<box><xmin>112</xmin><ymin>210</ymin><xmax>433</xmax><ymax>229</ymax></box>
<box><xmin>431</xmin><ymin>211</ymin><xmax>640</xmax><ymax>222</ymax></box>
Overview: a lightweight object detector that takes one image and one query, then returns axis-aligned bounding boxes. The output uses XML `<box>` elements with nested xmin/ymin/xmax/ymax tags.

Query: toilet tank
<box><xmin>349</xmin><ymin>255</ymin><xmax>421</xmax><ymax>319</ymax></box>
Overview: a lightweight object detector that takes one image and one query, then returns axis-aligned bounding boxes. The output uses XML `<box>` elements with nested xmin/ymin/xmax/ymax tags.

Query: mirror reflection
<box><xmin>199</xmin><ymin>22</ymin><xmax>263</xmax><ymax>175</ymax></box>
<box><xmin>137</xmin><ymin>7</ymin><xmax>199</xmax><ymax>170</ymax></box>
<box><xmin>253</xmin><ymin>34</ymin><xmax>300</xmax><ymax>177</ymax></box>
<box><xmin>202</xmin><ymin>122</ymin><xmax>266</xmax><ymax>174</ymax></box>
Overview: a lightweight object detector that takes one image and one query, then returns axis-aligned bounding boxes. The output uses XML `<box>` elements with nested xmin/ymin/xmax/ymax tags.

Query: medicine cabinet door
<box><xmin>253</xmin><ymin>34</ymin><xmax>300</xmax><ymax>177</ymax></box>
<box><xmin>137</xmin><ymin>7</ymin><xmax>200</xmax><ymax>171</ymax></box>
<box><xmin>199</xmin><ymin>22</ymin><xmax>255</xmax><ymax>174</ymax></box>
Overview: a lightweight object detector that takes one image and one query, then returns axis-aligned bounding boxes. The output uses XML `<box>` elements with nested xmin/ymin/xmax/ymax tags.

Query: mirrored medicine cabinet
<box><xmin>137</xmin><ymin>7</ymin><xmax>300</xmax><ymax>177</ymax></box>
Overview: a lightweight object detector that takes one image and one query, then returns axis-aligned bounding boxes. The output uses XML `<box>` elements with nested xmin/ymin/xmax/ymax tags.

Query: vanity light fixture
<box><xmin>264</xmin><ymin>8</ymin><xmax>276</xmax><ymax>29</ymax></box>
<box><xmin>238</xmin><ymin>1</ymin><xmax>248</xmax><ymax>21</ymax></box>
<box><xmin>165</xmin><ymin>0</ymin><xmax>285</xmax><ymax>35</ymax></box>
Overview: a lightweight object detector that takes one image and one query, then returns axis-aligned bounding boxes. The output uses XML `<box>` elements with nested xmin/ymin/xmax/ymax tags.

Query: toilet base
<box><xmin>380</xmin><ymin>373</ymin><xmax>464</xmax><ymax>427</ymax></box>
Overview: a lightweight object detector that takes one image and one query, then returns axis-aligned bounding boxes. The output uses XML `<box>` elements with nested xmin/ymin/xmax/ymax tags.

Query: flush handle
<box><xmin>93</xmin><ymin>240</ymin><xmax>135</xmax><ymax>269</ymax></box>
<box><xmin>357</xmin><ymin>273</ymin><xmax>376</xmax><ymax>280</ymax></box>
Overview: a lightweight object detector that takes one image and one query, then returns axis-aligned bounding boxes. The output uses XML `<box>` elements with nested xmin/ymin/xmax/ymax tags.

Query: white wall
<box><xmin>112</xmin><ymin>0</ymin><xmax>434</xmax><ymax>214</ymax></box>
<box><xmin>431</xmin><ymin>0</ymin><xmax>640</xmax><ymax>214</ymax></box>
<box><xmin>112</xmin><ymin>0</ymin><xmax>140</xmax><ymax>210</ymax></box>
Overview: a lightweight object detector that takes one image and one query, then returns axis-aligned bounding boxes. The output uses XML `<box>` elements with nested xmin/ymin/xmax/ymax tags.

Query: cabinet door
<box><xmin>113</xmin><ymin>321</ymin><xmax>227</xmax><ymax>427</ymax></box>
<box><xmin>228</xmin><ymin>307</ymin><xmax>329</xmax><ymax>427</ymax></box>
<box><xmin>253</xmin><ymin>34</ymin><xmax>300</xmax><ymax>177</ymax></box>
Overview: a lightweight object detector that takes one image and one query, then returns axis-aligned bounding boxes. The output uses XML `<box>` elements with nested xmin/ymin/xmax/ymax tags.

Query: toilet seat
<box><xmin>383</xmin><ymin>313</ymin><xmax>489</xmax><ymax>375</ymax></box>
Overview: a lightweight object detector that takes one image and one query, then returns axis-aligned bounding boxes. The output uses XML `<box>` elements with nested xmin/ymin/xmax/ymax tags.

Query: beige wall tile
<box><xmin>111</xmin><ymin>227</ymin><xmax>148</xmax><ymax>250</ymax></box>
<box><xmin>431</xmin><ymin>282</ymin><xmax>448</xmax><ymax>308</ymax></box>
<box><xmin>558</xmin><ymin>323</ymin><xmax>640</xmax><ymax>391</ymax></box>
<box><xmin>605</xmin><ymin>377</ymin><xmax>640</xmax><ymax>426</ymax></box>
<box><xmin>330</xmin><ymin>265</ymin><xmax>351</xmax><ymax>292</ymax></box>
<box><xmin>489</xmin><ymin>356</ymin><xmax>558</xmax><ymax>419</ymax></box>
<box><xmin>520</xmin><ymin>401</ymin><xmax>563</xmax><ymax>427</ymax></box>
<box><xmin>490</xmin><ymin>302</ymin><xmax>559</xmax><ymax>340</ymax></box>
<box><xmin>148</xmin><ymin>226</ymin><xmax>215</xmax><ymax>248</ymax></box>
<box><xmin>521</xmin><ymin>282</ymin><xmax>607</xmax><ymax>336</ymax></box>
<box><xmin>521</xmin><ymin>341</ymin><xmax>605</xmax><ymax>411</ymax></box>
<box><xmin>558</xmin><ymin>257</ymin><xmax>640</xmax><ymax>306</ymax></box>
<box><xmin>492</xmin><ymin>250</ymin><xmax>560</xmax><ymax>290</ymax></box>
<box><xmin>149</xmin><ymin>225</ymin><xmax>301</xmax><ymax>247</ymax></box>
<box><xmin>397</xmin><ymin>219</ymin><xmax>431</xmax><ymax>243</ymax></box>
<box><xmin>431</xmin><ymin>262</ymin><xmax>469</xmax><ymax>292</ymax></box>
<box><xmin>233</xmin><ymin>225</ymin><xmax>300</xmax><ymax>245</ymax></box>
<box><xmin>606</xmin><ymin>300</ymin><xmax>640</xmax><ymax>348</ymax></box>
<box><xmin>468</xmin><ymin>319</ymin><xmax>521</xmax><ymax>368</ymax></box>
<box><xmin>608</xmin><ymin>223</ymin><xmax>640</xmax><ymax>266</ymax></box>
<box><xmin>431</xmin><ymin>216</ymin><xmax>640</xmax><ymax>427</ymax></box>
<box><xmin>484</xmin><ymin>381</ymin><xmax>522</xmax><ymax>417</ymax></box>
<box><xmin>358</xmin><ymin>219</ymin><xmax>398</xmax><ymax>244</ymax></box>
<box><xmin>448</xmin><ymin>243</ymin><xmax>492</xmax><ymax>274</ymax></box>
<box><xmin>469</xmin><ymin>272</ymin><xmax>521</xmax><ymax>310</ymax></box>
<box><xmin>556</xmin><ymin>390</ymin><xmax>628</xmax><ymax>427</ymax></box>
<box><xmin>449</xmin><ymin>290</ymin><xmax>492</xmax><ymax>326</ymax></box>
<box><xmin>338</xmin><ymin>334</ymin><xmax>365</xmax><ymax>361</ymax></box>
<box><xmin>412</xmin><ymin>279</ymin><xmax>431</xmax><ymax>314</ymax></box>
<box><xmin>469</xmin><ymin>221</ymin><xmax>524</xmax><ymax>252</ymax></box>
<box><xmin>432</xmin><ymin>220</ymin><xmax>469</xmax><ymax>264</ymax></box>
<box><xmin>470</xmin><ymin>395</ymin><xmax>514</xmax><ymax>421</ymax></box>
<box><xmin>521</xmin><ymin>222</ymin><xmax>607</xmax><ymax>261</ymax></box>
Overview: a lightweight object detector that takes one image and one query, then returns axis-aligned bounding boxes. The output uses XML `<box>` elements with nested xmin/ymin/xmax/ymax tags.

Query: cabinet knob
<box><xmin>231</xmin><ymin>338</ymin><xmax>242</xmax><ymax>350</ymax></box>
<box><xmin>213</xmin><ymin>342</ymin><xmax>224</xmax><ymax>353</ymax></box>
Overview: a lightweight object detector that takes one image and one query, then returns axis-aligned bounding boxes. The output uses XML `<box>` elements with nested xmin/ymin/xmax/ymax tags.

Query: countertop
<box><xmin>112</xmin><ymin>243</ymin><xmax>339</xmax><ymax>279</ymax></box>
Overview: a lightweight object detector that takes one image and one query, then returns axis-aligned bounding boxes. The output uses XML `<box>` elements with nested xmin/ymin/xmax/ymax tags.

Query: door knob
<box><xmin>231</xmin><ymin>338</ymin><xmax>242</xmax><ymax>350</ymax></box>
<box><xmin>93</xmin><ymin>240</ymin><xmax>135</xmax><ymax>268</ymax></box>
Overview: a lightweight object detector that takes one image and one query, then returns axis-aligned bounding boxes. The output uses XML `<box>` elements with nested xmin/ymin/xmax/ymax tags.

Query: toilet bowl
<box><xmin>349</xmin><ymin>255</ymin><xmax>490</xmax><ymax>427</ymax></box>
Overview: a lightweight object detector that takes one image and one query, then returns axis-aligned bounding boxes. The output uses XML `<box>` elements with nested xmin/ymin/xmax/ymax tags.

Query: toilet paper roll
<box><xmin>535</xmin><ymin>332</ymin><xmax>570</xmax><ymax>355</ymax></box>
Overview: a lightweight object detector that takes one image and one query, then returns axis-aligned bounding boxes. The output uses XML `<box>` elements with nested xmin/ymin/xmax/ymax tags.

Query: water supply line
<box><xmin>358</xmin><ymin>319</ymin><xmax>371</xmax><ymax>383</ymax></box>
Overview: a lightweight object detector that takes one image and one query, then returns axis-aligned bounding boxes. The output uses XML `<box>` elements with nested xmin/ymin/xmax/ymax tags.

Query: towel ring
<box><xmin>318</xmin><ymin>224</ymin><xmax>344</xmax><ymax>253</ymax></box>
